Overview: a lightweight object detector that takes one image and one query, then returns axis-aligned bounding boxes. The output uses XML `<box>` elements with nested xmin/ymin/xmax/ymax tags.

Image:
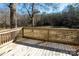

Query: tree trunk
<box><xmin>9</xmin><ymin>3</ymin><xmax>17</xmax><ymax>28</ymax></box>
<box><xmin>4</xmin><ymin>15</ymin><xmax>7</xmax><ymax>28</ymax></box>
<box><xmin>31</xmin><ymin>3</ymin><xmax>35</xmax><ymax>27</ymax></box>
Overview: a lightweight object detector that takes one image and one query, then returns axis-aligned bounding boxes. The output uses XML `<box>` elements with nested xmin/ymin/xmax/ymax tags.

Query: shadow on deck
<box><xmin>15</xmin><ymin>38</ymin><xmax>78</xmax><ymax>56</ymax></box>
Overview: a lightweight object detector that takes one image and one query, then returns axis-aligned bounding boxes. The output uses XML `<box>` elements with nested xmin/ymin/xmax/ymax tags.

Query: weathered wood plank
<box><xmin>2</xmin><ymin>38</ymin><xmax>78</xmax><ymax>56</ymax></box>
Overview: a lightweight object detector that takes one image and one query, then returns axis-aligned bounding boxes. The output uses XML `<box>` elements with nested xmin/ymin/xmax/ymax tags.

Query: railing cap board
<box><xmin>24</xmin><ymin>27</ymin><xmax>79</xmax><ymax>31</ymax></box>
<box><xmin>0</xmin><ymin>29</ymin><xmax>11</xmax><ymax>32</ymax></box>
<box><xmin>0</xmin><ymin>27</ymin><xmax>22</xmax><ymax>35</ymax></box>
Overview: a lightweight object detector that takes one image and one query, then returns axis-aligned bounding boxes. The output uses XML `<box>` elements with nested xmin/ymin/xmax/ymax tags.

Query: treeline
<box><xmin>36</xmin><ymin>12</ymin><xmax>79</xmax><ymax>28</ymax></box>
<box><xmin>34</xmin><ymin>4</ymin><xmax>79</xmax><ymax>28</ymax></box>
<box><xmin>17</xmin><ymin>4</ymin><xmax>79</xmax><ymax>28</ymax></box>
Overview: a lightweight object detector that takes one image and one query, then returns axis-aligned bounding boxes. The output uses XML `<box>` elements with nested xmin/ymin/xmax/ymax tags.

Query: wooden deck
<box><xmin>0</xmin><ymin>38</ymin><xmax>79</xmax><ymax>56</ymax></box>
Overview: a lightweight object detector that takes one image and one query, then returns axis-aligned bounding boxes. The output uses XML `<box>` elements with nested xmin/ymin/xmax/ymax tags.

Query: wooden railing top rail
<box><xmin>0</xmin><ymin>29</ymin><xmax>11</xmax><ymax>32</ymax></box>
<box><xmin>24</xmin><ymin>27</ymin><xmax>79</xmax><ymax>31</ymax></box>
<box><xmin>0</xmin><ymin>27</ymin><xmax>22</xmax><ymax>35</ymax></box>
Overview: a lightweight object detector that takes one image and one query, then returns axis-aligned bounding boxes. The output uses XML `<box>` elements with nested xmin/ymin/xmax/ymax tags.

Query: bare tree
<box><xmin>21</xmin><ymin>3</ymin><xmax>40</xmax><ymax>27</ymax></box>
<box><xmin>19</xmin><ymin>3</ymin><xmax>60</xmax><ymax>27</ymax></box>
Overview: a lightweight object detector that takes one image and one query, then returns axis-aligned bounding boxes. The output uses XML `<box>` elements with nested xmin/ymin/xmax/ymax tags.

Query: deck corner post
<box><xmin>22</xmin><ymin>27</ymin><xmax>24</xmax><ymax>38</ymax></box>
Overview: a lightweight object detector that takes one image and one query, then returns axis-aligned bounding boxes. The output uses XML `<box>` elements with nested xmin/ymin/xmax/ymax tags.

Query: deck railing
<box><xmin>22</xmin><ymin>27</ymin><xmax>79</xmax><ymax>45</ymax></box>
<box><xmin>0</xmin><ymin>27</ymin><xmax>22</xmax><ymax>46</ymax></box>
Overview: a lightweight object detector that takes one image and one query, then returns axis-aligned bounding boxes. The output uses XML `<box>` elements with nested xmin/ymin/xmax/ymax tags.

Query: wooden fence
<box><xmin>0</xmin><ymin>27</ymin><xmax>22</xmax><ymax>47</ymax></box>
<box><xmin>22</xmin><ymin>27</ymin><xmax>79</xmax><ymax>45</ymax></box>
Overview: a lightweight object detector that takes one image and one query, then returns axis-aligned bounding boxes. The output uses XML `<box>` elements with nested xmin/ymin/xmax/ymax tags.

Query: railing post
<box><xmin>47</xmin><ymin>28</ymin><xmax>49</xmax><ymax>41</ymax></box>
<box><xmin>0</xmin><ymin>35</ymin><xmax>1</xmax><ymax>45</ymax></box>
<box><xmin>22</xmin><ymin>27</ymin><xmax>24</xmax><ymax>38</ymax></box>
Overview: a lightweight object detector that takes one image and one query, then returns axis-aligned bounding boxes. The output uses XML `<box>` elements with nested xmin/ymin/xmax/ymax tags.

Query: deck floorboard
<box><xmin>1</xmin><ymin>38</ymin><xmax>79</xmax><ymax>56</ymax></box>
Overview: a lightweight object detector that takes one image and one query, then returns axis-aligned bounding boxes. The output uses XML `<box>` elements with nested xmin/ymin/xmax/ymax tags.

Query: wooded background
<box><xmin>0</xmin><ymin>3</ymin><xmax>79</xmax><ymax>28</ymax></box>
